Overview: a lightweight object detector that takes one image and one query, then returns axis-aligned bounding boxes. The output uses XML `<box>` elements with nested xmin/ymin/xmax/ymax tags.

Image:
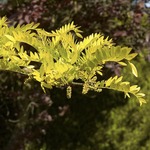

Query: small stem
<box><xmin>71</xmin><ymin>82</ymin><xmax>83</xmax><ymax>86</ymax></box>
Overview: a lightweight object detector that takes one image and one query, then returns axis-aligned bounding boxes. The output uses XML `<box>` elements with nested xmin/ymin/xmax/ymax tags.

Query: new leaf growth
<box><xmin>0</xmin><ymin>17</ymin><xmax>146</xmax><ymax>105</ymax></box>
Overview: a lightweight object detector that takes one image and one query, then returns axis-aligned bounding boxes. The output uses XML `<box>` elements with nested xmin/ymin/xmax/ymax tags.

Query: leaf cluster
<box><xmin>0</xmin><ymin>17</ymin><xmax>146</xmax><ymax>105</ymax></box>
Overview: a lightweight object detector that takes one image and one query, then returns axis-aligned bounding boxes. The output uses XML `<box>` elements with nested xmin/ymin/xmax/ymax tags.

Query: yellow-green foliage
<box><xmin>0</xmin><ymin>17</ymin><xmax>146</xmax><ymax>105</ymax></box>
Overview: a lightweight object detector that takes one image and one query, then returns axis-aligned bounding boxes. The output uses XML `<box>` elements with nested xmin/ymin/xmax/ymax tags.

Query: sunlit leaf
<box><xmin>5</xmin><ymin>34</ymin><xmax>16</xmax><ymax>43</ymax></box>
<box><xmin>139</xmin><ymin>98</ymin><xmax>147</xmax><ymax>106</ymax></box>
<box><xmin>0</xmin><ymin>17</ymin><xmax>146</xmax><ymax>105</ymax></box>
<box><xmin>129</xmin><ymin>62</ymin><xmax>138</xmax><ymax>77</ymax></box>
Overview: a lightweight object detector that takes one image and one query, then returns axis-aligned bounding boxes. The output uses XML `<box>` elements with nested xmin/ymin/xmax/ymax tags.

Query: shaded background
<box><xmin>0</xmin><ymin>0</ymin><xmax>150</xmax><ymax>150</ymax></box>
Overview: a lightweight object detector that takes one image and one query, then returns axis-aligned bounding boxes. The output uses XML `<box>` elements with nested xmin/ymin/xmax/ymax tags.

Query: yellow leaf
<box><xmin>76</xmin><ymin>33</ymin><xmax>83</xmax><ymax>38</ymax></box>
<box><xmin>139</xmin><ymin>98</ymin><xmax>146</xmax><ymax>106</ymax></box>
<box><xmin>124</xmin><ymin>92</ymin><xmax>130</xmax><ymax>98</ymax></box>
<box><xmin>97</xmin><ymin>70</ymin><xmax>103</xmax><ymax>76</ymax></box>
<box><xmin>115</xmin><ymin>76</ymin><xmax>123</xmax><ymax>83</ymax></box>
<box><xmin>126</xmin><ymin>53</ymin><xmax>138</xmax><ymax>60</ymax></box>
<box><xmin>129</xmin><ymin>62</ymin><xmax>138</xmax><ymax>77</ymax></box>
<box><xmin>105</xmin><ymin>77</ymin><xmax>113</xmax><ymax>87</ymax></box>
<box><xmin>130</xmin><ymin>85</ymin><xmax>138</xmax><ymax>91</ymax></box>
<box><xmin>118</xmin><ymin>61</ymin><xmax>127</xmax><ymax>66</ymax></box>
<box><xmin>136</xmin><ymin>93</ymin><xmax>145</xmax><ymax>97</ymax></box>
<box><xmin>32</xmin><ymin>70</ymin><xmax>42</xmax><ymax>82</ymax></box>
<box><xmin>5</xmin><ymin>35</ymin><xmax>16</xmax><ymax>43</ymax></box>
<box><xmin>71</xmin><ymin>51</ymin><xmax>78</xmax><ymax>64</ymax></box>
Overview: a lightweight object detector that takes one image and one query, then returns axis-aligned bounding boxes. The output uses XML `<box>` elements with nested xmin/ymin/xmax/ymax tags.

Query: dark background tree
<box><xmin>0</xmin><ymin>0</ymin><xmax>150</xmax><ymax>149</ymax></box>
